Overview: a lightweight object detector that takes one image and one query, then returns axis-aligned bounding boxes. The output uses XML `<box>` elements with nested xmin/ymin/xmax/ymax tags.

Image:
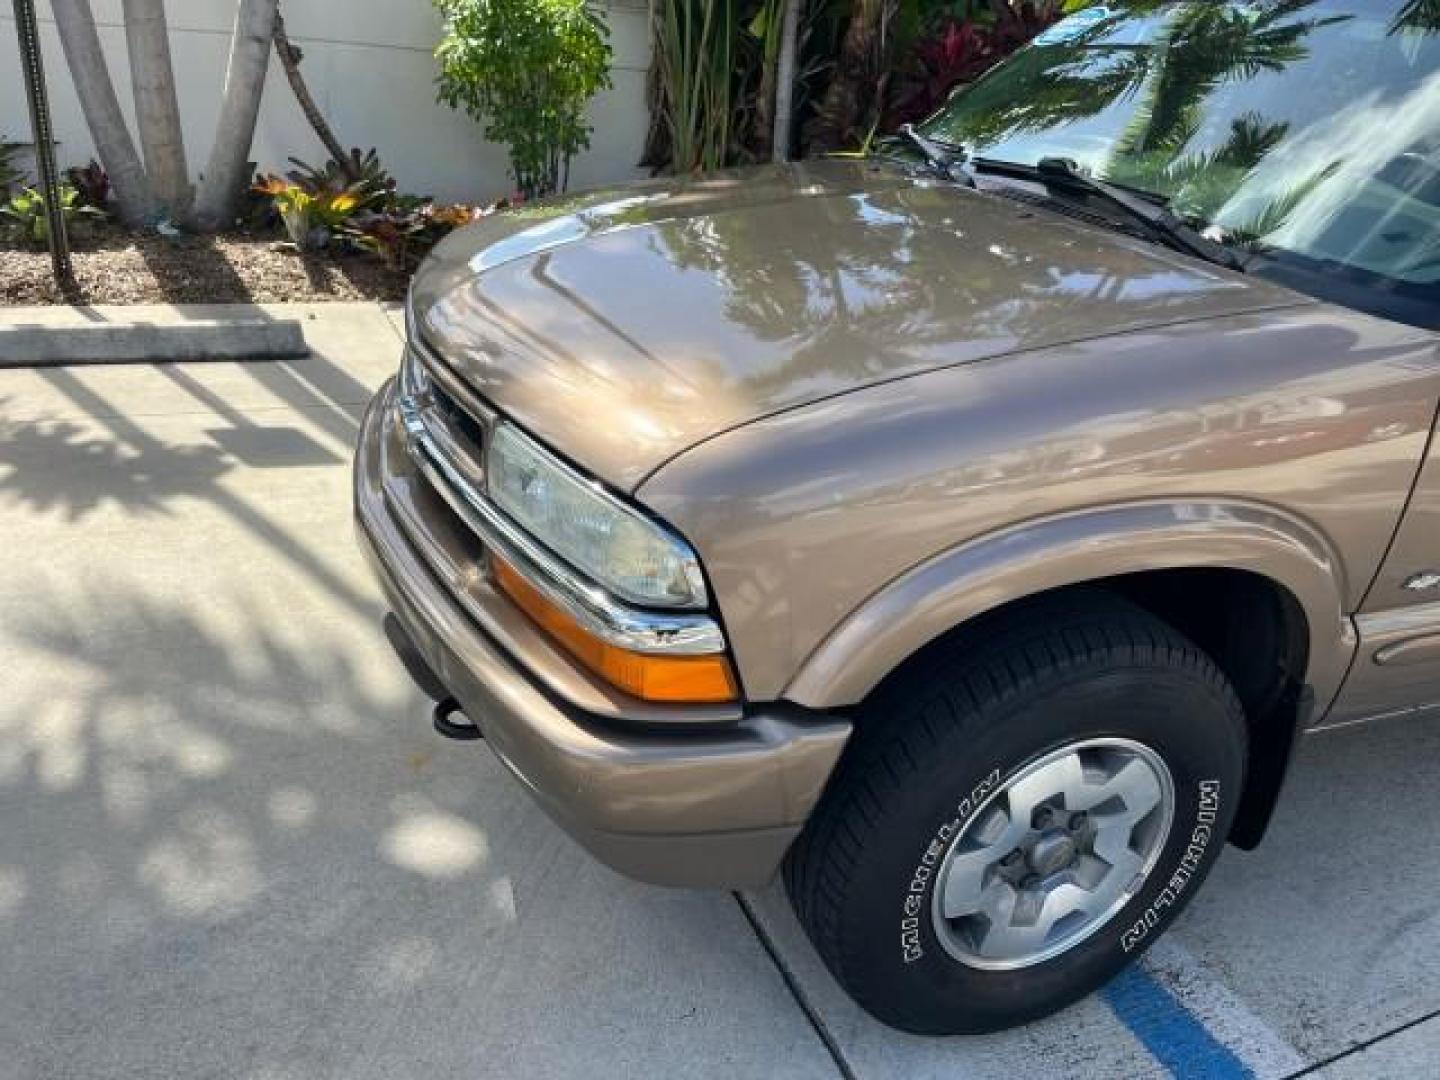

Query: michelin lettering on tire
<box><xmin>900</xmin><ymin>771</ymin><xmax>1221</xmax><ymax>965</ymax></box>
<box><xmin>1120</xmin><ymin>779</ymin><xmax>1221</xmax><ymax>953</ymax></box>
<box><xmin>900</xmin><ymin>768</ymin><xmax>1001</xmax><ymax>963</ymax></box>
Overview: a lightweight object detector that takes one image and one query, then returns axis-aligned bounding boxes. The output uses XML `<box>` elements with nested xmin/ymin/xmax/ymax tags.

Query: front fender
<box><xmin>782</xmin><ymin>499</ymin><xmax>1356</xmax><ymax>716</ymax></box>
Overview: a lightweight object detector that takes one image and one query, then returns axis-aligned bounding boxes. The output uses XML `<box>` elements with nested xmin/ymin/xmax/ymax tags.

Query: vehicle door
<box><xmin>1330</xmin><ymin>413</ymin><xmax>1440</xmax><ymax>726</ymax></box>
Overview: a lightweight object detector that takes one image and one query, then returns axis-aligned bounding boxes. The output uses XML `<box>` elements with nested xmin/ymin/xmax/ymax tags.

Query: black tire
<box><xmin>784</xmin><ymin>592</ymin><xmax>1247</xmax><ymax>1035</ymax></box>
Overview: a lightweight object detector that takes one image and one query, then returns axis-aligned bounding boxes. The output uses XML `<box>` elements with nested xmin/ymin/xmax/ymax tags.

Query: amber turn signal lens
<box><xmin>492</xmin><ymin>556</ymin><xmax>738</xmax><ymax>704</ymax></box>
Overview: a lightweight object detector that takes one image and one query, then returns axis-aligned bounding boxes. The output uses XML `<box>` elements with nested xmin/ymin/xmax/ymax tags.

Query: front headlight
<box><xmin>488</xmin><ymin>423</ymin><xmax>708</xmax><ymax>610</ymax></box>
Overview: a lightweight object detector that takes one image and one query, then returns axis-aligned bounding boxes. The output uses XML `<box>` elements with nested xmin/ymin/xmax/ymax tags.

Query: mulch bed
<box><xmin>1</xmin><ymin>223</ymin><xmax>411</xmax><ymax>306</ymax></box>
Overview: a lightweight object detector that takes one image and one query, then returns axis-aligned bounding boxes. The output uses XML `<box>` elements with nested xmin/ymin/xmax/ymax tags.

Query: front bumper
<box><xmin>355</xmin><ymin>382</ymin><xmax>852</xmax><ymax>888</ymax></box>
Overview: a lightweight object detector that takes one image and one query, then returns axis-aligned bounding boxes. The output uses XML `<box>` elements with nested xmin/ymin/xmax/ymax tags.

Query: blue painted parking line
<box><xmin>1102</xmin><ymin>962</ymin><xmax>1255</xmax><ymax>1079</ymax></box>
<box><xmin>1140</xmin><ymin>938</ymin><xmax>1307</xmax><ymax>1078</ymax></box>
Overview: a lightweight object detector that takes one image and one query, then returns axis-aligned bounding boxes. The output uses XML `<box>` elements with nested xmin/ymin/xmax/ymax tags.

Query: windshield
<box><xmin>918</xmin><ymin>0</ymin><xmax>1440</xmax><ymax>325</ymax></box>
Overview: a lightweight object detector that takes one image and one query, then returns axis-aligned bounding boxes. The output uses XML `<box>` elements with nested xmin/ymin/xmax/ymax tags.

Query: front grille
<box><xmin>401</xmin><ymin>334</ymin><xmax>496</xmax><ymax>503</ymax></box>
<box><xmin>433</xmin><ymin>379</ymin><xmax>486</xmax><ymax>450</ymax></box>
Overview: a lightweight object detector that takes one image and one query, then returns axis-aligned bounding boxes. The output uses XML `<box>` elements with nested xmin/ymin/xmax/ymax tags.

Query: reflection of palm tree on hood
<box><xmin>649</xmin><ymin>184</ymin><xmax>1161</xmax><ymax>404</ymax></box>
<box><xmin>651</xmin><ymin>213</ymin><xmax>827</xmax><ymax>344</ymax></box>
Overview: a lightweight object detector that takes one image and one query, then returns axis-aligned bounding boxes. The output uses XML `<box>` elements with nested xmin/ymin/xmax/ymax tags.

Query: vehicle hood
<box><xmin>411</xmin><ymin>160</ymin><xmax>1303</xmax><ymax>490</ymax></box>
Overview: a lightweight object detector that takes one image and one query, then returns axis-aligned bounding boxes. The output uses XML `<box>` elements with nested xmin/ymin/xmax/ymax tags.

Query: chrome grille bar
<box><xmin>401</xmin><ymin>339</ymin><xmax>491</xmax><ymax>494</ymax></box>
<box><xmin>410</xmin><ymin>330</ymin><xmax>497</xmax><ymax>433</ymax></box>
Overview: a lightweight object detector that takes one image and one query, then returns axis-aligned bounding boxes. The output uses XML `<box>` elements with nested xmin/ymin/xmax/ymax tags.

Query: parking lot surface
<box><xmin>1</xmin><ymin>302</ymin><xmax>1437</xmax><ymax>1078</ymax></box>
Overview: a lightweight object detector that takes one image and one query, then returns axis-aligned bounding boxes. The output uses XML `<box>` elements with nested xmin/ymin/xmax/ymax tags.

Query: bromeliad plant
<box><xmin>252</xmin><ymin>174</ymin><xmax>364</xmax><ymax>249</ymax></box>
<box><xmin>1</xmin><ymin>184</ymin><xmax>106</xmax><ymax>244</ymax></box>
<box><xmin>286</xmin><ymin>147</ymin><xmax>397</xmax><ymax>206</ymax></box>
<box><xmin>251</xmin><ymin>166</ymin><xmax>503</xmax><ymax>268</ymax></box>
<box><xmin>249</xmin><ymin>141</ymin><xmax>509</xmax><ymax>266</ymax></box>
<box><xmin>434</xmin><ymin>0</ymin><xmax>613</xmax><ymax>199</ymax></box>
<box><xmin>345</xmin><ymin>200</ymin><xmax>499</xmax><ymax>270</ymax></box>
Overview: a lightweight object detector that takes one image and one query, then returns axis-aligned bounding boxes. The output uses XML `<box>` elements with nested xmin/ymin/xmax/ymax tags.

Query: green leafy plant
<box><xmin>646</xmin><ymin>0</ymin><xmax>738</xmax><ymax>174</ymax></box>
<box><xmin>638</xmin><ymin>0</ymin><xmax>1070</xmax><ymax>169</ymax></box>
<box><xmin>1</xmin><ymin>184</ymin><xmax>105</xmax><ymax>244</ymax></box>
<box><xmin>434</xmin><ymin>0</ymin><xmax>613</xmax><ymax>199</ymax></box>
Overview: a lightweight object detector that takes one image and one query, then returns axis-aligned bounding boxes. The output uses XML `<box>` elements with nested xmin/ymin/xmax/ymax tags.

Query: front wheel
<box><xmin>784</xmin><ymin>594</ymin><xmax>1247</xmax><ymax>1035</ymax></box>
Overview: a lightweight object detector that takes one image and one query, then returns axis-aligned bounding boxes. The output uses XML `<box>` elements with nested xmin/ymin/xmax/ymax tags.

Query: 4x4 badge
<box><xmin>1403</xmin><ymin>572</ymin><xmax>1440</xmax><ymax>592</ymax></box>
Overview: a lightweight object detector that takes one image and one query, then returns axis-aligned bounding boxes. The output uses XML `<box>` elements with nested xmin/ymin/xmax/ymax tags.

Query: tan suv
<box><xmin>356</xmin><ymin>0</ymin><xmax>1440</xmax><ymax>1034</ymax></box>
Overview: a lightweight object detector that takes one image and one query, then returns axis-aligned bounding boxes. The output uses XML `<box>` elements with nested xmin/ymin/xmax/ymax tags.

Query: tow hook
<box><xmin>432</xmin><ymin>698</ymin><xmax>483</xmax><ymax>741</ymax></box>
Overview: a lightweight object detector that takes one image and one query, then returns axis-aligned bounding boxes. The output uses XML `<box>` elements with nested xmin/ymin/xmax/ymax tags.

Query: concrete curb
<box><xmin>0</xmin><ymin>317</ymin><xmax>308</xmax><ymax>367</ymax></box>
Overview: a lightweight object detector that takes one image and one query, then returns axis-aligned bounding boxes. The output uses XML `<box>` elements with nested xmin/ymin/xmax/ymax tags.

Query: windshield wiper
<box><xmin>975</xmin><ymin>156</ymin><xmax>1244</xmax><ymax>272</ymax></box>
<box><xmin>894</xmin><ymin>124</ymin><xmax>976</xmax><ymax>187</ymax></box>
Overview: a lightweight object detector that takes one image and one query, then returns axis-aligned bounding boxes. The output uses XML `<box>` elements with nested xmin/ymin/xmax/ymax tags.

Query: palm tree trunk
<box><xmin>121</xmin><ymin>0</ymin><xmax>189</xmax><ymax>218</ymax></box>
<box><xmin>807</xmin><ymin>0</ymin><xmax>883</xmax><ymax>150</ymax></box>
<box><xmin>272</xmin><ymin>11</ymin><xmax>356</xmax><ymax>181</ymax></box>
<box><xmin>50</xmin><ymin>0</ymin><xmax>155</xmax><ymax>226</ymax></box>
<box><xmin>771</xmin><ymin>0</ymin><xmax>801</xmax><ymax>162</ymax></box>
<box><xmin>191</xmin><ymin>0</ymin><xmax>278</xmax><ymax>231</ymax></box>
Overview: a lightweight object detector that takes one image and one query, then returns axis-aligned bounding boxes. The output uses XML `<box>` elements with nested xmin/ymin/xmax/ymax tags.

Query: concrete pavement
<box><xmin>1</xmin><ymin>301</ymin><xmax>1438</xmax><ymax>1079</ymax></box>
<box><xmin>0</xmin><ymin>304</ymin><xmax>835</xmax><ymax>1080</ymax></box>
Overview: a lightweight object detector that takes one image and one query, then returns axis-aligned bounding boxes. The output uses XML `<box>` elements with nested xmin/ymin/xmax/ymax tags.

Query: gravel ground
<box><xmin>1</xmin><ymin>227</ymin><xmax>410</xmax><ymax>305</ymax></box>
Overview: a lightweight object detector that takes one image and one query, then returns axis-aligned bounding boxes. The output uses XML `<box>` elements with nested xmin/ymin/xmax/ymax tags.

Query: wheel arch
<box><xmin>782</xmin><ymin>500</ymin><xmax>1358</xmax><ymax>847</ymax></box>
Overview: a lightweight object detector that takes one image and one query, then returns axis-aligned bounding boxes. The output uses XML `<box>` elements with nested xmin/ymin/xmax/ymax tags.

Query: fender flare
<box><xmin>783</xmin><ymin>499</ymin><xmax>1357</xmax><ymax>715</ymax></box>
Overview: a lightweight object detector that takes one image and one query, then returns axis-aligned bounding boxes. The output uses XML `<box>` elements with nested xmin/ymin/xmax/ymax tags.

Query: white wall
<box><xmin>0</xmin><ymin>0</ymin><xmax>652</xmax><ymax>204</ymax></box>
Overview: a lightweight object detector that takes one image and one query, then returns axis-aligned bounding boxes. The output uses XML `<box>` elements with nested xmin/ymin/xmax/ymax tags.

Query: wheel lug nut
<box><xmin>1068</xmin><ymin>813</ymin><xmax>1086</xmax><ymax>832</ymax></box>
<box><xmin>1021</xmin><ymin>875</ymin><xmax>1041</xmax><ymax>889</ymax></box>
<box><xmin>1002</xmin><ymin>850</ymin><xmax>1023</xmax><ymax>867</ymax></box>
<box><xmin>1031</xmin><ymin>807</ymin><xmax>1053</xmax><ymax>829</ymax></box>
